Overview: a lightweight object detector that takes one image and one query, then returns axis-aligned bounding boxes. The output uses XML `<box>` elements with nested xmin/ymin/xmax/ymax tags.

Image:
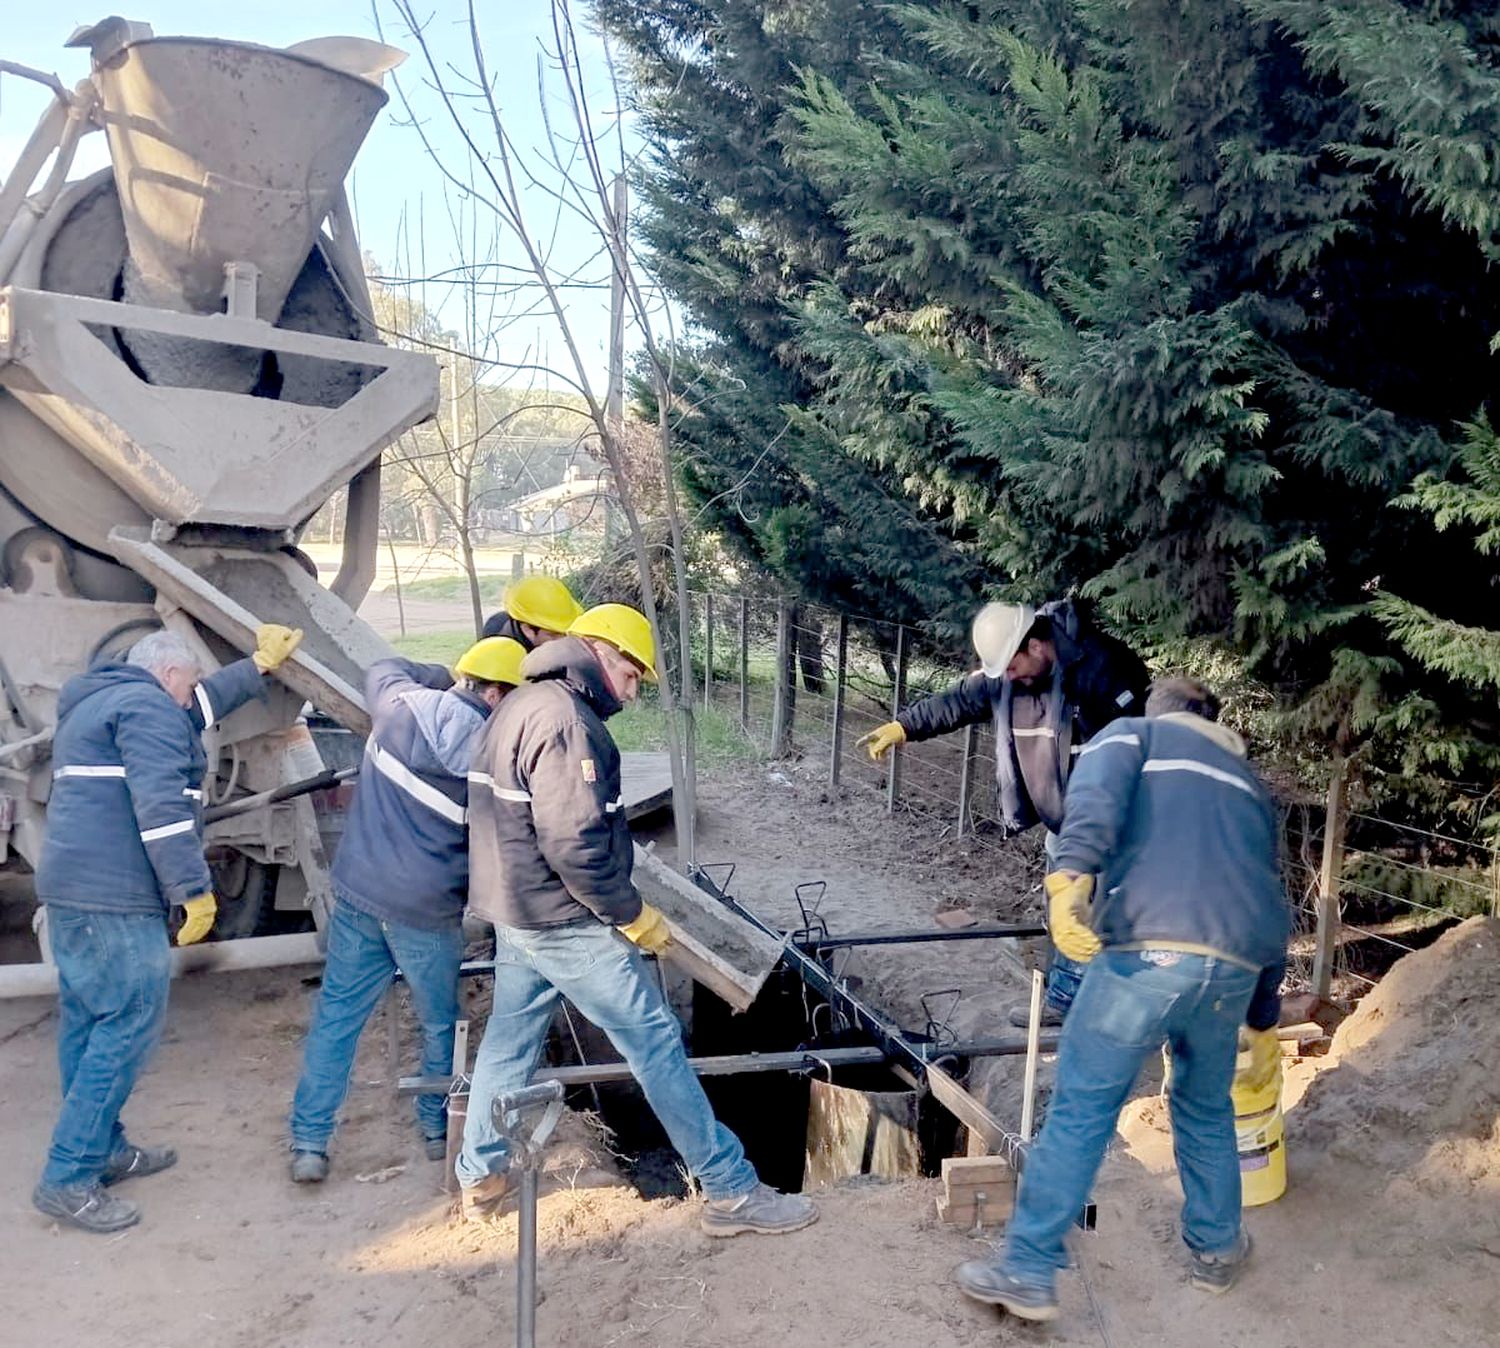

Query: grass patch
<box><xmin>611</xmin><ymin>700</ymin><xmax>760</xmax><ymax>764</ymax></box>
<box><xmin>390</xmin><ymin>630</ymin><xmax>473</xmax><ymax>665</ymax></box>
<box><xmin>387</xmin><ymin>630</ymin><xmax>760</xmax><ymax>764</ymax></box>
<box><xmin>387</xmin><ymin>574</ymin><xmax>509</xmax><ymax>602</ymax></box>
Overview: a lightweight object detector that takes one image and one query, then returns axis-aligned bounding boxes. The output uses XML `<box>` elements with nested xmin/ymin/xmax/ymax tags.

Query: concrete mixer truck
<box><xmin>0</xmin><ymin>18</ymin><xmax>441</xmax><ymax>974</ymax></box>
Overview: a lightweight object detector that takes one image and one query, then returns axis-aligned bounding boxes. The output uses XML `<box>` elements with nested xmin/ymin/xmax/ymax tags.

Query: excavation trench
<box><xmin>545</xmin><ymin>965</ymin><xmax>967</xmax><ymax>1198</ymax></box>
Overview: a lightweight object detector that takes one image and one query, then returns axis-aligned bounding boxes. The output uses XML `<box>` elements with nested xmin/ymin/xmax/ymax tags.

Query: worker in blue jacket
<box><xmin>955</xmin><ymin>677</ymin><xmax>1289</xmax><ymax>1324</ymax></box>
<box><xmin>287</xmin><ymin>636</ymin><xmax>526</xmax><ymax>1184</ymax></box>
<box><xmin>32</xmin><ymin>623</ymin><xmax>303</xmax><ymax>1234</ymax></box>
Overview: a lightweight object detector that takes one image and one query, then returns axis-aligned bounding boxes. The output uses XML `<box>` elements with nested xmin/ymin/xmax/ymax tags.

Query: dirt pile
<box><xmin>1290</xmin><ymin>915</ymin><xmax>1500</xmax><ymax>1185</ymax></box>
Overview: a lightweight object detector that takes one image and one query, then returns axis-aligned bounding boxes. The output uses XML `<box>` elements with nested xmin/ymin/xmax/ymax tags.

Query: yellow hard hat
<box><xmin>568</xmin><ymin>604</ymin><xmax>657</xmax><ymax>682</ymax></box>
<box><xmin>504</xmin><ymin>575</ymin><xmax>582</xmax><ymax>634</ymax></box>
<box><xmin>454</xmin><ymin>636</ymin><xmax>526</xmax><ymax>687</ymax></box>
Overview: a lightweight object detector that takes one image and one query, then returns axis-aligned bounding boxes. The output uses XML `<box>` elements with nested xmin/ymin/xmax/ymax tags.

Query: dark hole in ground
<box><xmin>550</xmin><ymin>965</ymin><xmax>965</xmax><ymax>1199</ymax></box>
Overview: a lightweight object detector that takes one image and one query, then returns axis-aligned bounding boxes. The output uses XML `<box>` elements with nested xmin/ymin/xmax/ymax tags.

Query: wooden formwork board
<box><xmin>631</xmin><ymin>844</ymin><xmax>787</xmax><ymax>1012</ymax></box>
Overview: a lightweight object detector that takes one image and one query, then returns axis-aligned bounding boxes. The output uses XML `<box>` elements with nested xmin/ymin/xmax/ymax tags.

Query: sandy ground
<box><xmin>4</xmin><ymin>765</ymin><xmax>1500</xmax><ymax>1346</ymax></box>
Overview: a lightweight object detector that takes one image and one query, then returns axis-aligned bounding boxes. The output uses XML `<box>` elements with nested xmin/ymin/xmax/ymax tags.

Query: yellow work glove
<box><xmin>252</xmin><ymin>623</ymin><xmax>304</xmax><ymax>674</ymax></box>
<box><xmin>1044</xmin><ymin>870</ymin><xmax>1102</xmax><ymax>963</ymax></box>
<box><xmin>1234</xmin><ymin>1026</ymin><xmax>1281</xmax><ymax>1094</ymax></box>
<box><xmin>618</xmin><ymin>903</ymin><xmax>671</xmax><ymax>955</ymax></box>
<box><xmin>176</xmin><ymin>893</ymin><xmax>217</xmax><ymax>947</ymax></box>
<box><xmin>856</xmin><ymin>721</ymin><xmax>907</xmax><ymax>761</ymax></box>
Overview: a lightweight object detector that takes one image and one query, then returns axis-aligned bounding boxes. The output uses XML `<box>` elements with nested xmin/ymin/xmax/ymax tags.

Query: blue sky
<box><xmin>2</xmin><ymin>2</ymin><xmax>637</xmax><ymax>390</ymax></box>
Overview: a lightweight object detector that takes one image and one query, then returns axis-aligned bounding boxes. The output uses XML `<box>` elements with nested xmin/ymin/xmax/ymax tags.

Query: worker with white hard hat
<box><xmin>860</xmin><ymin>598</ymin><xmax>1149</xmax><ymax>1025</ymax></box>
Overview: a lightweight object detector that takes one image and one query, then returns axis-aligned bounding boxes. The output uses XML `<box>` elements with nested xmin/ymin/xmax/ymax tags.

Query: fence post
<box><xmin>829</xmin><ymin>613</ymin><xmax>849</xmax><ymax>787</ymax></box>
<box><xmin>1312</xmin><ymin>755</ymin><xmax>1348</xmax><ymax>1001</ymax></box>
<box><xmin>703</xmin><ymin>593</ymin><xmax>714</xmax><ymax>711</ymax></box>
<box><xmin>771</xmin><ymin>601</ymin><xmax>796</xmax><ymax>758</ymax></box>
<box><xmin>738</xmin><ymin>596</ymin><xmax>750</xmax><ymax>736</ymax></box>
<box><xmin>956</xmin><ymin>723</ymin><xmax>977</xmax><ymax>836</ymax></box>
<box><xmin>886</xmin><ymin>623</ymin><xmax>907</xmax><ymax>814</ymax></box>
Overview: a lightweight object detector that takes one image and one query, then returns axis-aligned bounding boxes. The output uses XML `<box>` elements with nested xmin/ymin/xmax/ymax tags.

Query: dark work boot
<box><xmin>1190</xmin><ymin>1229</ymin><xmax>1253</xmax><ymax>1294</ymax></box>
<box><xmin>1007</xmin><ymin>1002</ymin><xmax>1066</xmax><ymax>1030</ymax></box>
<box><xmin>33</xmin><ymin>1181</ymin><xmax>142</xmax><ymax>1234</ymax></box>
<box><xmin>101</xmin><ymin>1144</ymin><xmax>178</xmax><ymax>1186</ymax></box>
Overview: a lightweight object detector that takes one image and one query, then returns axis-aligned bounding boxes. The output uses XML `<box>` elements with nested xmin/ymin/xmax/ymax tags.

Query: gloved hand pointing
<box><xmin>176</xmin><ymin>893</ymin><xmax>217</xmax><ymax>946</ymax></box>
<box><xmin>856</xmin><ymin>722</ymin><xmax>906</xmax><ymax>761</ymax></box>
<box><xmin>253</xmin><ymin>623</ymin><xmax>304</xmax><ymax>674</ymax></box>
<box><xmin>618</xmin><ymin>902</ymin><xmax>671</xmax><ymax>955</ymax></box>
<box><xmin>1044</xmin><ymin>870</ymin><xmax>1102</xmax><ymax>963</ymax></box>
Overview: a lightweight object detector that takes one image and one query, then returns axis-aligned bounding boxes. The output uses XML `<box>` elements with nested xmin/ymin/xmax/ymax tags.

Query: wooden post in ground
<box><xmin>703</xmin><ymin>593</ymin><xmax>714</xmax><ymax>711</ymax></box>
<box><xmin>886</xmin><ymin>624</ymin><xmax>907</xmax><ymax>814</ymax></box>
<box><xmin>738</xmin><ymin>596</ymin><xmax>750</xmax><ymax>737</ymax></box>
<box><xmin>957</xmin><ymin>723</ymin><xmax>978</xmax><ymax>836</ymax></box>
<box><xmin>771</xmin><ymin>601</ymin><xmax>795</xmax><ymax>758</ymax></box>
<box><xmin>1312</xmin><ymin>755</ymin><xmax>1348</xmax><ymax>1000</ymax></box>
<box><xmin>829</xmin><ymin>613</ymin><xmax>849</xmax><ymax>787</ymax></box>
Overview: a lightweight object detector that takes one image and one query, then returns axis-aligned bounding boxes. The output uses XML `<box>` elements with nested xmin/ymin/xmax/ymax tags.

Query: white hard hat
<box><xmin>972</xmin><ymin>602</ymin><xmax>1037</xmax><ymax>678</ymax></box>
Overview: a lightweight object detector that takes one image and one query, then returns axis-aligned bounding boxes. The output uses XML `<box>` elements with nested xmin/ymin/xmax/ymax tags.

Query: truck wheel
<box><xmin>209</xmin><ymin>852</ymin><xmax>278</xmax><ymax>939</ymax></box>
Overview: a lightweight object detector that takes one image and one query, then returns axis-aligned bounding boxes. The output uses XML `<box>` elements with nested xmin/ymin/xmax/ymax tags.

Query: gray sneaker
<box><xmin>33</xmin><ymin>1181</ymin><xmax>141</xmax><ymax>1234</ymax></box>
<box><xmin>954</xmin><ymin>1260</ymin><xmax>1059</xmax><ymax>1321</ymax></box>
<box><xmin>290</xmin><ymin>1149</ymin><xmax>330</xmax><ymax>1184</ymax></box>
<box><xmin>424</xmin><ymin>1134</ymin><xmax>448</xmax><ymax>1163</ymax></box>
<box><xmin>700</xmin><ymin>1183</ymin><xmax>818</xmax><ymax>1237</ymax></box>
<box><xmin>101</xmin><ymin>1144</ymin><xmax>178</xmax><ymax>1186</ymax></box>
<box><xmin>1190</xmin><ymin>1229</ymin><xmax>1253</xmax><ymax>1295</ymax></box>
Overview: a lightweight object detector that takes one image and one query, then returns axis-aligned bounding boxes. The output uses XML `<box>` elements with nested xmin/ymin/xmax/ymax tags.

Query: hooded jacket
<box><xmin>331</xmin><ymin>658</ymin><xmax>493</xmax><ymax>930</ymax></box>
<box><xmin>1051</xmin><ymin>712</ymin><xmax>1290</xmax><ymax>1029</ymax></box>
<box><xmin>37</xmin><ymin>658</ymin><xmax>266</xmax><ymax>915</ymax></box>
<box><xmin>466</xmin><ymin>636</ymin><xmax>641</xmax><ymax>930</ymax></box>
<box><xmin>480</xmin><ymin>610</ymin><xmax>533</xmax><ymax>648</ymax></box>
<box><xmin>897</xmin><ymin>599</ymin><xmax>1149</xmax><ymax>831</ymax></box>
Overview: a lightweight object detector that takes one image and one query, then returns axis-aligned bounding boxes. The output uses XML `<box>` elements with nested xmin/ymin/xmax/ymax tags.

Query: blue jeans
<box><xmin>42</xmin><ymin>908</ymin><xmax>171</xmax><ymax>1188</ymax></box>
<box><xmin>457</xmin><ymin>921</ymin><xmax>758</xmax><ymax>1200</ymax></box>
<box><xmin>1001</xmin><ymin>949</ymin><xmax>1258</xmax><ymax>1291</ymax></box>
<box><xmin>290</xmin><ymin>898</ymin><xmax>463</xmax><ymax>1151</ymax></box>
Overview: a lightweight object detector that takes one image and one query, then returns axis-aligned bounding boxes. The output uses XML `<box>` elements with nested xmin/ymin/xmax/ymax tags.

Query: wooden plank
<box><xmin>941</xmin><ymin>1156</ymin><xmax>1014</xmax><ymax>1185</ymax></box>
<box><xmin>620</xmin><ymin>751</ymin><xmax>673</xmax><ymax>821</ymax></box>
<box><xmin>926</xmin><ymin>1062</ymin><xmax>1007</xmax><ymax>1153</ymax></box>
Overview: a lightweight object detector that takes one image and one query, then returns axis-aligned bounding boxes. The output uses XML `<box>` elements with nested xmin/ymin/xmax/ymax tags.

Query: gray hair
<box><xmin>127</xmin><ymin>631</ymin><xmax>201</xmax><ymax>679</ymax></box>
<box><xmin>1145</xmin><ymin>676</ymin><xmax>1221</xmax><ymax>721</ymax></box>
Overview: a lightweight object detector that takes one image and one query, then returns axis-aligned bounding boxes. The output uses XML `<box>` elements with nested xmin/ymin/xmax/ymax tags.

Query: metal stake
<box><xmin>493</xmin><ymin>1081</ymin><xmax>566</xmax><ymax>1348</ymax></box>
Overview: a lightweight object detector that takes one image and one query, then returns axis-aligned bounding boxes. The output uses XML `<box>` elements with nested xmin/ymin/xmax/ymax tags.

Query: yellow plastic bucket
<box><xmin>1161</xmin><ymin>1046</ymin><xmax>1288</xmax><ymax>1206</ymax></box>
<box><xmin>1231</xmin><ymin>1067</ymin><xmax>1287</xmax><ymax>1206</ymax></box>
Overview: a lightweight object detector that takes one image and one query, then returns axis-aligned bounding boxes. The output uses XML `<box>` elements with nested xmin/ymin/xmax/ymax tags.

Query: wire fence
<box><xmin>683</xmin><ymin>590</ymin><xmax>1500</xmax><ymax>1007</ymax></box>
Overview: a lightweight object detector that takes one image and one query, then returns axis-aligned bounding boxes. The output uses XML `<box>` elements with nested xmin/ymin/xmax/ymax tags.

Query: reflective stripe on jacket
<box><xmin>466</xmin><ymin>637</ymin><xmax>640</xmax><ymax>930</ymax></box>
<box><xmin>330</xmin><ymin>658</ymin><xmax>490</xmax><ymax>930</ymax></box>
<box><xmin>1051</xmin><ymin>713</ymin><xmax>1290</xmax><ymax>1026</ymax></box>
<box><xmin>896</xmin><ymin>599</ymin><xmax>1149</xmax><ymax>831</ymax></box>
<box><xmin>37</xmin><ymin>659</ymin><xmax>265</xmax><ymax>915</ymax></box>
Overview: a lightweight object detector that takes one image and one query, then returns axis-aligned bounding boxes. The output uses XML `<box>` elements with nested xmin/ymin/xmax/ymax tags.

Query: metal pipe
<box><xmin>798</xmin><ymin>923</ymin><xmax>1046</xmax><ymax>951</ymax></box>
<box><xmin>0</xmin><ymin>93</ymin><xmax>69</xmax><ymax>273</ymax></box>
<box><xmin>202</xmin><ymin>766</ymin><xmax>356</xmax><ymax>824</ymax></box>
<box><xmin>0</xmin><ymin>930</ymin><xmax>323</xmax><ymax>998</ymax></box>
<box><xmin>398</xmin><ymin>1037</ymin><xmax>1058</xmax><ymax>1096</ymax></box>
<box><xmin>516</xmin><ymin>1165</ymin><xmax>539</xmax><ymax>1348</ymax></box>
<box><xmin>0</xmin><ymin>80</ymin><xmax>96</xmax><ymax>284</ymax></box>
